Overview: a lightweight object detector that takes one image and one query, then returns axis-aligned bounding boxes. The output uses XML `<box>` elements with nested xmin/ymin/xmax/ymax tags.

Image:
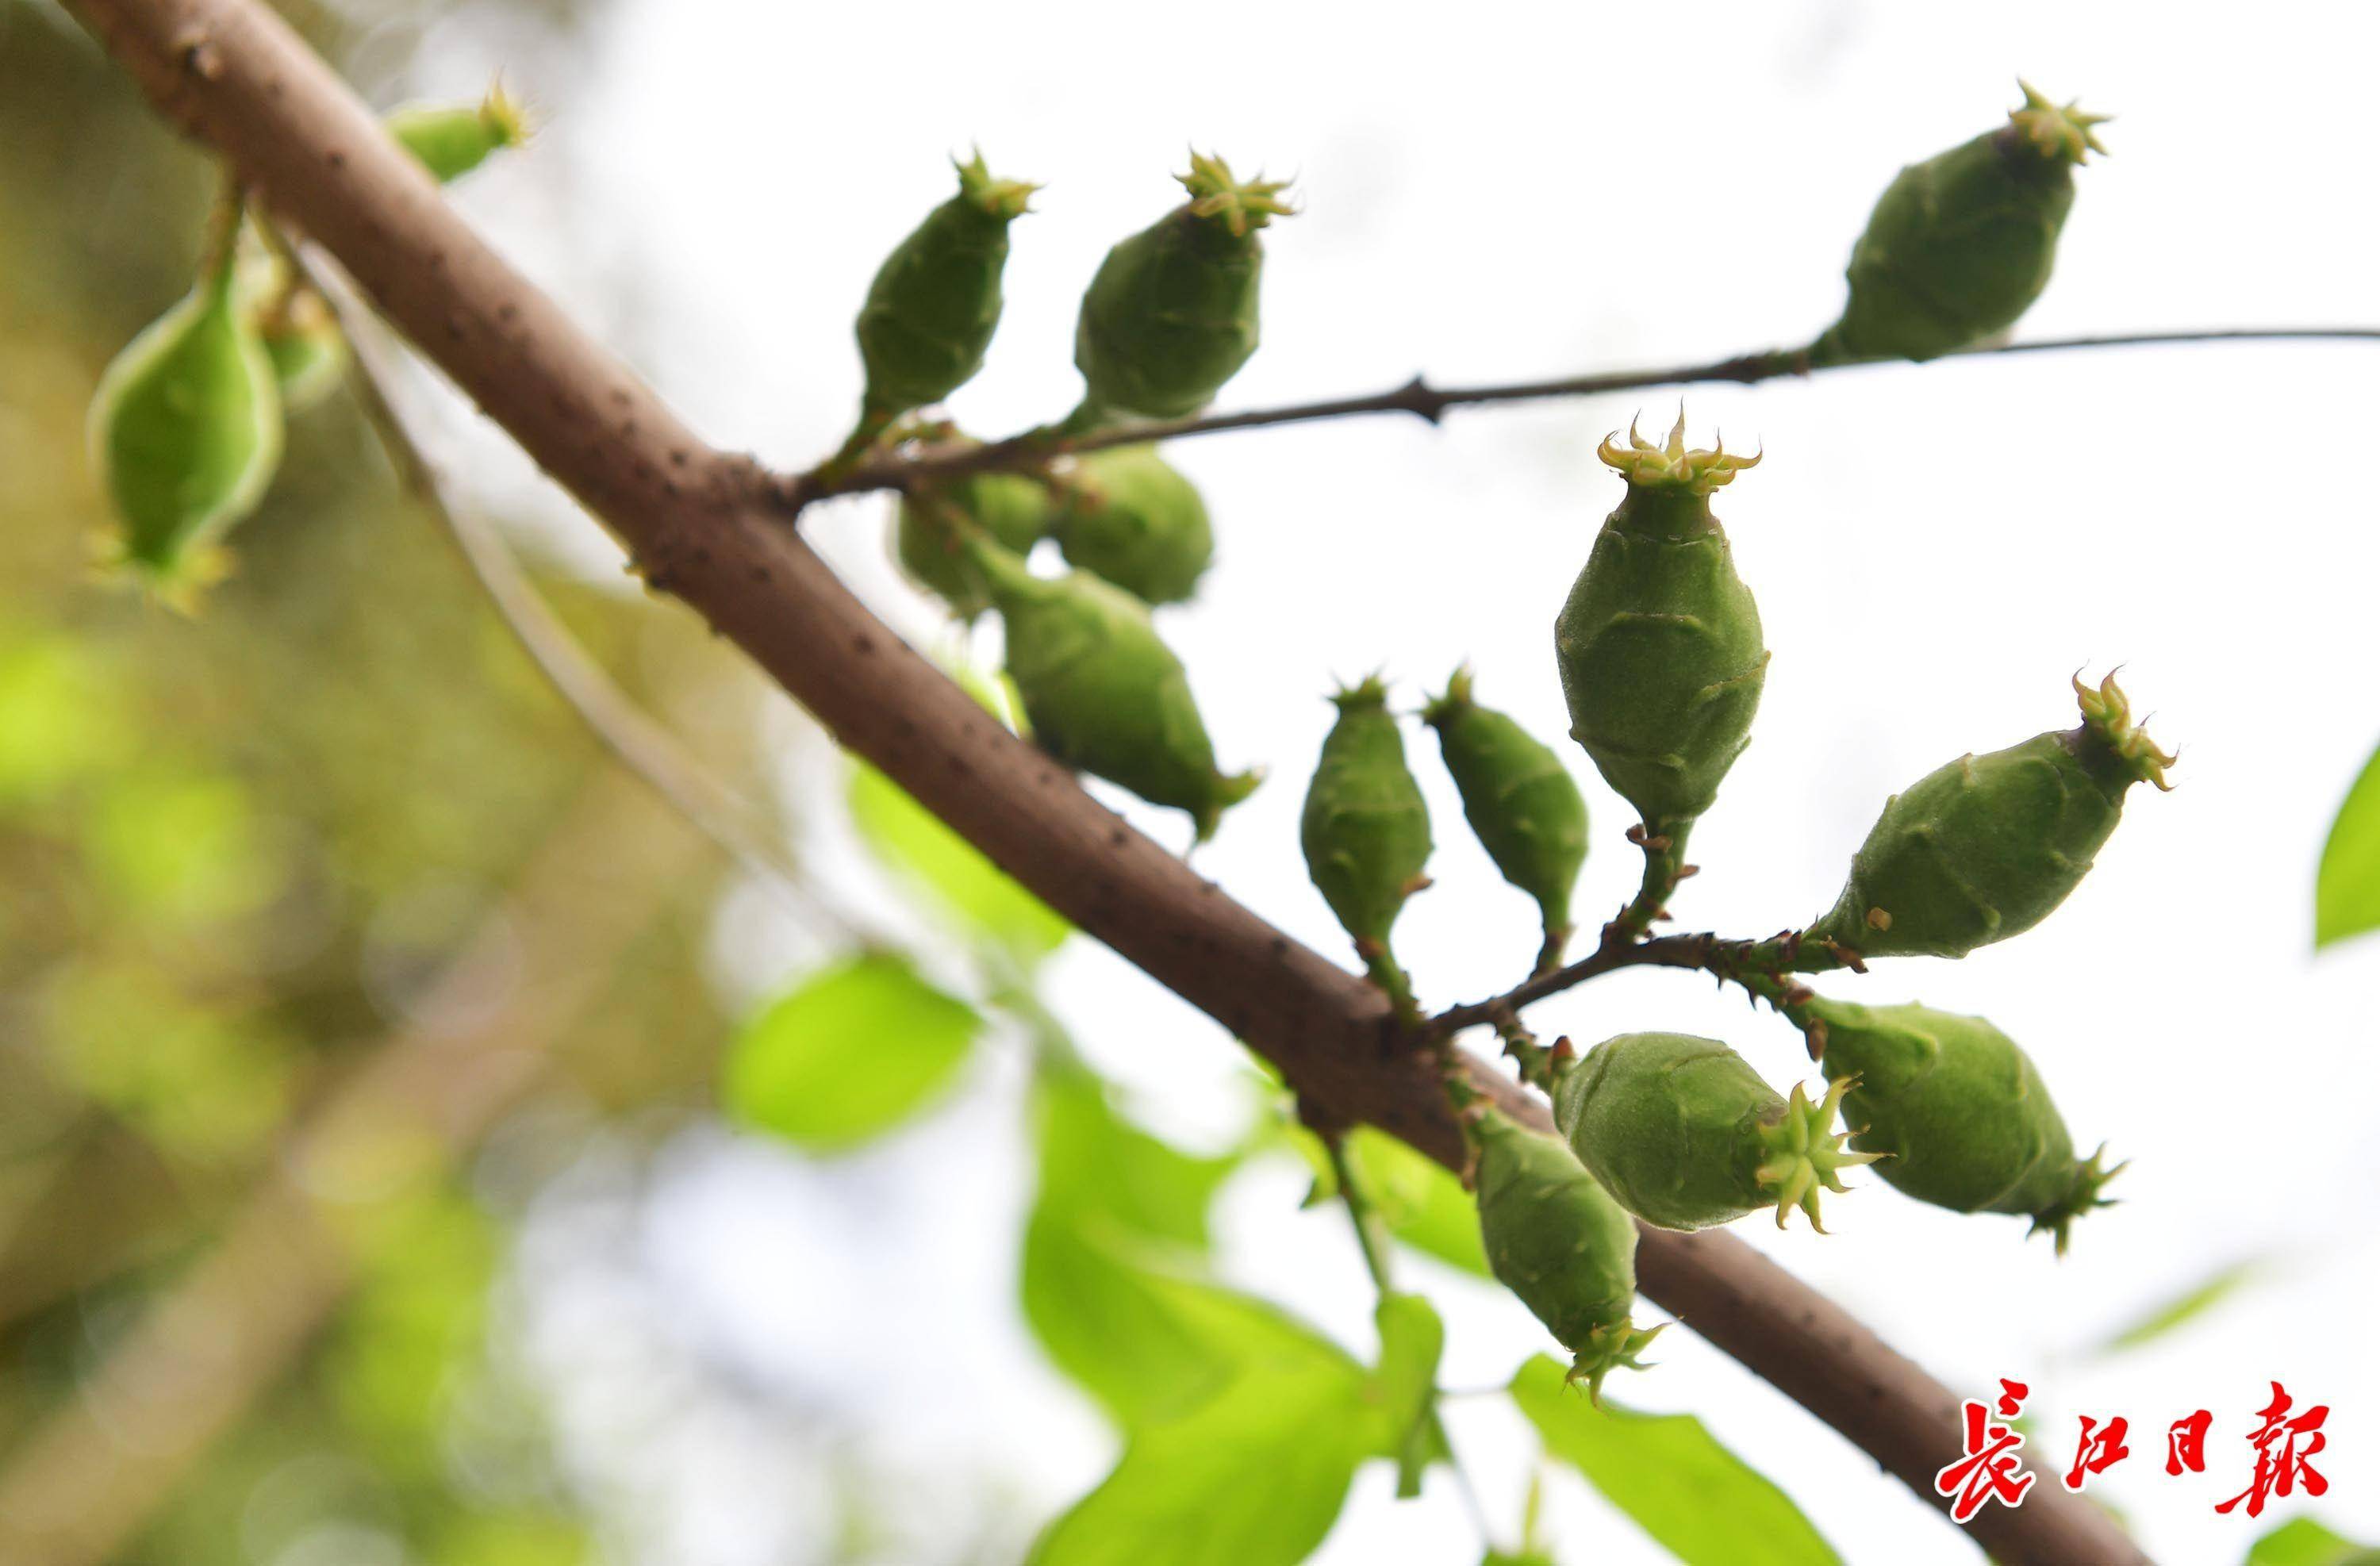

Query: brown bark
<box><xmin>55</xmin><ymin>4</ymin><xmax>2153</xmax><ymax>1560</ymax></box>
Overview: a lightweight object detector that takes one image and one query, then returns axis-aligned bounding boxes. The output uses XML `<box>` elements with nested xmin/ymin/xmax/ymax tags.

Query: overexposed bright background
<box><xmin>359</xmin><ymin>2</ymin><xmax>2378</xmax><ymax>1562</ymax></box>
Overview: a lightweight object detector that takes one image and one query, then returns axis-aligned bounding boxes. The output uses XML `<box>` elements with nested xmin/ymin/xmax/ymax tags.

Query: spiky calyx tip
<box><xmin>1330</xmin><ymin>674</ymin><xmax>1393</xmax><ymax>713</ymax></box>
<box><xmin>478</xmin><ymin>77</ymin><xmax>532</xmax><ymax>149</ymax></box>
<box><xmin>1597</xmin><ymin>409</ymin><xmax>1761</xmax><ymax>497</ymax></box>
<box><xmin>2009</xmin><ymin>79</ymin><xmax>2109</xmax><ymax>165</ymax></box>
<box><xmin>2029</xmin><ymin>1144</ymin><xmax>2125</xmax><ymax>1257</ymax></box>
<box><xmin>2073</xmin><ymin>671</ymin><xmax>2175</xmax><ymax>791</ymax></box>
<box><xmin>955</xmin><ymin>148</ymin><xmax>1040</xmax><ymax>221</ymax></box>
<box><xmin>1564</xmin><ymin>1320</ymin><xmax>1665</xmax><ymax>1405</ymax></box>
<box><xmin>1753</xmin><ymin>1078</ymin><xmax>1883</xmax><ymax>1232</ymax></box>
<box><xmin>1418</xmin><ymin>664</ymin><xmax>1476</xmax><ymax>727</ymax></box>
<box><xmin>1177</xmin><ymin>150</ymin><xmax>1296</xmax><ymax>237</ymax></box>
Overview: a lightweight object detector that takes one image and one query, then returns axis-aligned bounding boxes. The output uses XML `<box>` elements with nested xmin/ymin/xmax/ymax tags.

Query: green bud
<box><xmin>1811</xmin><ymin>81</ymin><xmax>2107</xmax><ymax>367</ymax></box>
<box><xmin>856</xmin><ymin>152</ymin><xmax>1038</xmax><ymax>421</ymax></box>
<box><xmin>1073</xmin><ymin>152</ymin><xmax>1293</xmax><ymax>420</ymax></box>
<box><xmin>1469</xmin><ymin>1106</ymin><xmax>1660</xmax><ymax>1401</ymax></box>
<box><xmin>1807</xmin><ymin>674</ymin><xmax>2174</xmax><ymax>960</ymax></box>
<box><xmin>970</xmin><ymin>537</ymin><xmax>1257</xmax><ymax>842</ymax></box>
<box><xmin>894</xmin><ymin>468</ymin><xmax>1054</xmax><ymax>619</ymax></box>
<box><xmin>1553</xmin><ymin>412</ymin><xmax>1768</xmax><ymax>836</ymax></box>
<box><xmin>386</xmin><ymin>82</ymin><xmax>531</xmax><ymax>184</ymax></box>
<box><xmin>1803</xmin><ymin>996</ymin><xmax>2121</xmax><ymax>1253</ymax></box>
<box><xmin>1554</xmin><ymin>1031</ymin><xmax>1877</xmax><ymax>1232</ymax></box>
<box><xmin>1050</xmin><ymin>444</ymin><xmax>1214</xmax><ymax>605</ymax></box>
<box><xmin>253</xmin><ymin>284</ymin><xmax>348</xmax><ymax>416</ymax></box>
<box><xmin>87</xmin><ymin>251</ymin><xmax>283</xmax><ymax>591</ymax></box>
<box><xmin>1299</xmin><ymin>677</ymin><xmax>1432</xmax><ymax>1007</ymax></box>
<box><xmin>1422</xmin><ymin>666</ymin><xmax>1588</xmax><ymax>973</ymax></box>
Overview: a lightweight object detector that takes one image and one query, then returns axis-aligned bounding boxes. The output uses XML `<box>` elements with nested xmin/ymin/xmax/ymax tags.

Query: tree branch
<box><xmin>62</xmin><ymin>4</ymin><xmax>2152</xmax><ymax>1560</ymax></box>
<box><xmin>788</xmin><ymin>327</ymin><xmax>2380</xmax><ymax>504</ymax></box>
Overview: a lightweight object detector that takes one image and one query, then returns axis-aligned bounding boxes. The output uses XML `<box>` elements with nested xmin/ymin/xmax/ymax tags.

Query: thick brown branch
<box><xmin>61</xmin><ymin>5</ymin><xmax>2152</xmax><ymax>1561</ymax></box>
<box><xmin>789</xmin><ymin>327</ymin><xmax>2380</xmax><ymax>504</ymax></box>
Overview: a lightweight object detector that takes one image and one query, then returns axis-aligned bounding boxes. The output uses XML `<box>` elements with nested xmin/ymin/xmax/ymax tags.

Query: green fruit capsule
<box><xmin>1802</xmin><ymin>996</ymin><xmax>2121</xmax><ymax>1253</ymax></box>
<box><xmin>1554</xmin><ymin>1031</ymin><xmax>1878</xmax><ymax>1232</ymax></box>
<box><xmin>386</xmin><ymin>83</ymin><xmax>531</xmax><ymax>184</ymax></box>
<box><xmin>1811</xmin><ymin>82</ymin><xmax>2107</xmax><ymax>367</ymax></box>
<box><xmin>894</xmin><ymin>468</ymin><xmax>1055</xmax><ymax>620</ymax></box>
<box><xmin>1422</xmin><ymin>666</ymin><xmax>1588</xmax><ymax>973</ymax></box>
<box><xmin>255</xmin><ymin>285</ymin><xmax>348</xmax><ymax>416</ymax></box>
<box><xmin>1050</xmin><ymin>444</ymin><xmax>1214</xmax><ymax>605</ymax></box>
<box><xmin>1073</xmin><ymin>152</ymin><xmax>1294</xmax><ymax>421</ymax></box>
<box><xmin>1300</xmin><ymin>677</ymin><xmax>1432</xmax><ymax>1011</ymax></box>
<box><xmin>1470</xmin><ymin>1106</ymin><xmax>1661</xmax><ymax>1401</ymax></box>
<box><xmin>88</xmin><ymin>250</ymin><xmax>284</xmax><ymax>589</ymax></box>
<box><xmin>969</xmin><ymin>537</ymin><xmax>1257</xmax><ymax>842</ymax></box>
<box><xmin>855</xmin><ymin>152</ymin><xmax>1038</xmax><ymax>423</ymax></box>
<box><xmin>1806</xmin><ymin>674</ymin><xmax>2174</xmax><ymax>961</ymax></box>
<box><xmin>1554</xmin><ymin>412</ymin><xmax>1767</xmax><ymax>839</ymax></box>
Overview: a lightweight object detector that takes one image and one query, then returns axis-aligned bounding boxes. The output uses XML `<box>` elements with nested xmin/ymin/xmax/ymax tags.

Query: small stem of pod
<box><xmin>1606</xmin><ymin>819</ymin><xmax>1695</xmax><ymax>946</ymax></box>
<box><xmin>1322</xmin><ymin>1132</ymin><xmax>1396</xmax><ymax>1295</ymax></box>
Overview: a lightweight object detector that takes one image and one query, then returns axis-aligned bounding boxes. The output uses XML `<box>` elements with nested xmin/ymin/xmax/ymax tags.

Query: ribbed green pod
<box><xmin>1073</xmin><ymin>152</ymin><xmax>1292</xmax><ymax>420</ymax></box>
<box><xmin>1807</xmin><ymin>674</ymin><xmax>2173</xmax><ymax>960</ymax></box>
<box><xmin>1050</xmin><ymin>444</ymin><xmax>1214</xmax><ymax>605</ymax></box>
<box><xmin>1470</xmin><ymin>1106</ymin><xmax>1660</xmax><ymax>1401</ymax></box>
<box><xmin>856</xmin><ymin>152</ymin><xmax>1037</xmax><ymax>420</ymax></box>
<box><xmin>87</xmin><ymin>249</ymin><xmax>283</xmax><ymax>590</ymax></box>
<box><xmin>1553</xmin><ymin>413</ymin><xmax>1767</xmax><ymax>841</ymax></box>
<box><xmin>1299</xmin><ymin>677</ymin><xmax>1431</xmax><ymax>1011</ymax></box>
<box><xmin>970</xmin><ymin>538</ymin><xmax>1257</xmax><ymax>842</ymax></box>
<box><xmin>386</xmin><ymin>83</ymin><xmax>530</xmax><ymax>184</ymax></box>
<box><xmin>1554</xmin><ymin>1031</ymin><xmax>1876</xmax><ymax>1232</ymax></box>
<box><xmin>1810</xmin><ymin>83</ymin><xmax>2106</xmax><ymax>367</ymax></box>
<box><xmin>1804</xmin><ymin>996</ymin><xmax>2120</xmax><ymax>1253</ymax></box>
<box><xmin>1422</xmin><ymin>666</ymin><xmax>1588</xmax><ymax>973</ymax></box>
<box><xmin>894</xmin><ymin>469</ymin><xmax>1055</xmax><ymax>619</ymax></box>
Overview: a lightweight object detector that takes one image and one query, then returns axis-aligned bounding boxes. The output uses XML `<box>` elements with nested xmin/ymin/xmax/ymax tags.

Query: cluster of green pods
<box><xmin>1807</xmin><ymin>673</ymin><xmax>2174</xmax><ymax>960</ymax></box>
<box><xmin>1554</xmin><ymin>413</ymin><xmax>1768</xmax><ymax>850</ymax></box>
<box><xmin>1422</xmin><ymin>667</ymin><xmax>1588</xmax><ymax>973</ymax></box>
<box><xmin>1300</xmin><ymin>677</ymin><xmax>1434</xmax><ymax>1012</ymax></box>
<box><xmin>1811</xmin><ymin>82</ymin><xmax>2106</xmax><ymax>366</ymax></box>
<box><xmin>1554</xmin><ymin>1032</ymin><xmax>1876</xmax><ymax>1232</ymax></box>
<box><xmin>1802</xmin><ymin>996</ymin><xmax>2121</xmax><ymax>1253</ymax></box>
<box><xmin>964</xmin><ymin>532</ymin><xmax>1257</xmax><ymax>842</ymax></box>
<box><xmin>1073</xmin><ymin>152</ymin><xmax>1293</xmax><ymax>421</ymax></box>
<box><xmin>894</xmin><ymin>466</ymin><xmax>1054</xmax><ymax>620</ymax></box>
<box><xmin>1469</xmin><ymin>1105</ymin><xmax>1661</xmax><ymax>1401</ymax></box>
<box><xmin>854</xmin><ymin>152</ymin><xmax>1038</xmax><ymax>428</ymax></box>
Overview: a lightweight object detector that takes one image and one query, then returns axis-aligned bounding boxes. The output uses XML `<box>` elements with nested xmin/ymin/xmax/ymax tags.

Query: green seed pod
<box><xmin>1299</xmin><ymin>677</ymin><xmax>1432</xmax><ymax>1008</ymax></box>
<box><xmin>1469</xmin><ymin>1105</ymin><xmax>1660</xmax><ymax>1401</ymax></box>
<box><xmin>1554</xmin><ymin>1031</ymin><xmax>1878</xmax><ymax>1232</ymax></box>
<box><xmin>1422</xmin><ymin>666</ymin><xmax>1588</xmax><ymax>973</ymax></box>
<box><xmin>1073</xmin><ymin>152</ymin><xmax>1294</xmax><ymax>420</ymax></box>
<box><xmin>1050</xmin><ymin>444</ymin><xmax>1214</xmax><ymax>605</ymax></box>
<box><xmin>386</xmin><ymin>83</ymin><xmax>531</xmax><ymax>184</ymax></box>
<box><xmin>969</xmin><ymin>536</ymin><xmax>1257</xmax><ymax>842</ymax></box>
<box><xmin>1553</xmin><ymin>412</ymin><xmax>1767</xmax><ymax>839</ymax></box>
<box><xmin>1802</xmin><ymin>996</ymin><xmax>2121</xmax><ymax>1253</ymax></box>
<box><xmin>893</xmin><ymin>468</ymin><xmax>1055</xmax><ymax>619</ymax></box>
<box><xmin>87</xmin><ymin>251</ymin><xmax>284</xmax><ymax>588</ymax></box>
<box><xmin>1806</xmin><ymin>674</ymin><xmax>2174</xmax><ymax>961</ymax></box>
<box><xmin>254</xmin><ymin>285</ymin><xmax>348</xmax><ymax>416</ymax></box>
<box><xmin>855</xmin><ymin>152</ymin><xmax>1038</xmax><ymax>422</ymax></box>
<box><xmin>1811</xmin><ymin>82</ymin><xmax>2106</xmax><ymax>367</ymax></box>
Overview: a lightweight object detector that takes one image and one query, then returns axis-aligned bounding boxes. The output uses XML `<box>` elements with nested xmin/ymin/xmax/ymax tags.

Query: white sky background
<box><xmin>379</xmin><ymin>0</ymin><xmax>2380</xmax><ymax>1561</ymax></box>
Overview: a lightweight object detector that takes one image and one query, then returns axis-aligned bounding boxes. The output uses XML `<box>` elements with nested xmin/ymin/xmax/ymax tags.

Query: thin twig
<box><xmin>785</xmin><ymin>328</ymin><xmax>2380</xmax><ymax>505</ymax></box>
<box><xmin>302</xmin><ymin>250</ymin><xmax>873</xmax><ymax>950</ymax></box>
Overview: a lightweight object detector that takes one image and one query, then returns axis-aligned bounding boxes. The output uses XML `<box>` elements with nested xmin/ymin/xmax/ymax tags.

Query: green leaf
<box><xmin>850</xmin><ymin>759</ymin><xmax>1069</xmax><ymax>961</ymax></box>
<box><xmin>1512</xmin><ymin>1357</ymin><xmax>1842</xmax><ymax>1566</ymax></box>
<box><xmin>1369</xmin><ymin>1292</ymin><xmax>1445</xmax><ymax>1497</ymax></box>
<box><xmin>1284</xmin><ymin>1122</ymin><xmax>1490</xmax><ymax>1277</ymax></box>
<box><xmin>2246</xmin><ymin>1517</ymin><xmax>2370</xmax><ymax>1566</ymax></box>
<box><xmin>722</xmin><ymin>954</ymin><xmax>980</xmax><ymax>1153</ymax></box>
<box><xmin>2097</xmin><ymin>1260</ymin><xmax>2263</xmax><ymax>1355</ymax></box>
<box><xmin>1027</xmin><ymin>1353</ymin><xmax>1372</xmax><ymax>1566</ymax></box>
<box><xmin>2317</xmin><ymin>737</ymin><xmax>2380</xmax><ymax>948</ymax></box>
